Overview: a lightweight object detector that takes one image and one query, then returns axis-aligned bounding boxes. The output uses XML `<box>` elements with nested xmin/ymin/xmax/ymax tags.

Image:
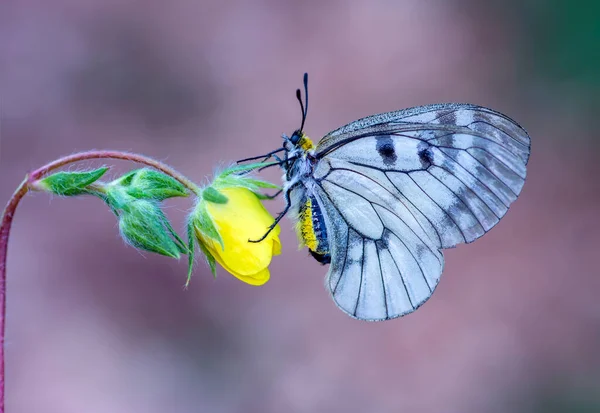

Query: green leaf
<box><xmin>38</xmin><ymin>167</ymin><xmax>109</xmax><ymax>196</ymax></box>
<box><xmin>201</xmin><ymin>187</ymin><xmax>228</xmax><ymax>204</ymax></box>
<box><xmin>118</xmin><ymin>200</ymin><xmax>182</xmax><ymax>259</ymax></box>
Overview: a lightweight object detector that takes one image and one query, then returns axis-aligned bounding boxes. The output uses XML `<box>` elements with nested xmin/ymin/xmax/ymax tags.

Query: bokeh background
<box><xmin>1</xmin><ymin>0</ymin><xmax>600</xmax><ymax>412</ymax></box>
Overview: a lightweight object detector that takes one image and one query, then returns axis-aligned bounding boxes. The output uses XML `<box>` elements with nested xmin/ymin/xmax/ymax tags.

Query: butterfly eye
<box><xmin>290</xmin><ymin>131</ymin><xmax>302</xmax><ymax>145</ymax></box>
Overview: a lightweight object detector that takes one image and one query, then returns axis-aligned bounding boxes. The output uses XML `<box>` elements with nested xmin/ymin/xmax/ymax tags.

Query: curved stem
<box><xmin>0</xmin><ymin>150</ymin><xmax>200</xmax><ymax>412</ymax></box>
<box><xmin>30</xmin><ymin>150</ymin><xmax>201</xmax><ymax>195</ymax></box>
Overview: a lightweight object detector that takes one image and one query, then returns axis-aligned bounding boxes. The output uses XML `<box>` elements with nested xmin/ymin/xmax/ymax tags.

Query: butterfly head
<box><xmin>289</xmin><ymin>129</ymin><xmax>314</xmax><ymax>151</ymax></box>
<box><xmin>286</xmin><ymin>73</ymin><xmax>314</xmax><ymax>152</ymax></box>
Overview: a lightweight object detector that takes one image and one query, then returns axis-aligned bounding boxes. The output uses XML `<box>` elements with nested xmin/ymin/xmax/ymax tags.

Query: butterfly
<box><xmin>241</xmin><ymin>73</ymin><xmax>530</xmax><ymax>321</ymax></box>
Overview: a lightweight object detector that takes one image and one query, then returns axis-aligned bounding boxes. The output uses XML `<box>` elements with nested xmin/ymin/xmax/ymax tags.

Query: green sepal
<box><xmin>103</xmin><ymin>185</ymin><xmax>131</xmax><ymax>212</ymax></box>
<box><xmin>37</xmin><ymin>167</ymin><xmax>109</xmax><ymax>196</ymax></box>
<box><xmin>240</xmin><ymin>178</ymin><xmax>281</xmax><ymax>190</ymax></box>
<box><xmin>112</xmin><ymin>170</ymin><xmax>137</xmax><ymax>187</ymax></box>
<box><xmin>215</xmin><ymin>175</ymin><xmax>280</xmax><ymax>191</ymax></box>
<box><xmin>156</xmin><ymin>207</ymin><xmax>188</xmax><ymax>254</ymax></box>
<box><xmin>213</xmin><ymin>175</ymin><xmax>281</xmax><ymax>201</ymax></box>
<box><xmin>111</xmin><ymin>168</ymin><xmax>189</xmax><ymax>201</ymax></box>
<box><xmin>219</xmin><ymin>162</ymin><xmax>274</xmax><ymax>177</ymax></box>
<box><xmin>198</xmin><ymin>239</ymin><xmax>217</xmax><ymax>280</ymax></box>
<box><xmin>202</xmin><ymin>187</ymin><xmax>228</xmax><ymax>204</ymax></box>
<box><xmin>191</xmin><ymin>202</ymin><xmax>224</xmax><ymax>250</ymax></box>
<box><xmin>185</xmin><ymin>220</ymin><xmax>196</xmax><ymax>287</ymax></box>
<box><xmin>118</xmin><ymin>200</ymin><xmax>183</xmax><ymax>259</ymax></box>
<box><xmin>186</xmin><ymin>218</ymin><xmax>218</xmax><ymax>286</ymax></box>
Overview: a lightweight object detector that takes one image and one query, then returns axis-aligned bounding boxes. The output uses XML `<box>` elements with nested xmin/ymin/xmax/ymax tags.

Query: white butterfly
<box><xmin>244</xmin><ymin>74</ymin><xmax>530</xmax><ymax>321</ymax></box>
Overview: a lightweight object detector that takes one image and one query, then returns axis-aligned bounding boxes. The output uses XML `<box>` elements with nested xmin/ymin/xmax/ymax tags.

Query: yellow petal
<box><xmin>234</xmin><ymin>267</ymin><xmax>270</xmax><ymax>286</ymax></box>
<box><xmin>199</xmin><ymin>237</ymin><xmax>270</xmax><ymax>285</ymax></box>
<box><xmin>272</xmin><ymin>235</ymin><xmax>282</xmax><ymax>256</ymax></box>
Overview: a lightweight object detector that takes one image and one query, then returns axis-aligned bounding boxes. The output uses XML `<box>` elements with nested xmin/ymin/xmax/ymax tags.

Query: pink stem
<box><xmin>0</xmin><ymin>150</ymin><xmax>199</xmax><ymax>412</ymax></box>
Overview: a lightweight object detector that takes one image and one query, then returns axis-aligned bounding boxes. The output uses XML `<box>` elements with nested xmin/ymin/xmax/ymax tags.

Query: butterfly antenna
<box><xmin>303</xmin><ymin>72</ymin><xmax>308</xmax><ymax>123</ymax></box>
<box><xmin>295</xmin><ymin>72</ymin><xmax>309</xmax><ymax>132</ymax></box>
<box><xmin>296</xmin><ymin>88</ymin><xmax>305</xmax><ymax>132</ymax></box>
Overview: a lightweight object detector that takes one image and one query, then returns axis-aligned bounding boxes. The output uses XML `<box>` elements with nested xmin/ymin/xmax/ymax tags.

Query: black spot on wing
<box><xmin>436</xmin><ymin>110</ymin><xmax>457</xmax><ymax>125</ymax></box>
<box><xmin>417</xmin><ymin>141</ymin><xmax>433</xmax><ymax>168</ymax></box>
<box><xmin>375</xmin><ymin>135</ymin><xmax>397</xmax><ymax>166</ymax></box>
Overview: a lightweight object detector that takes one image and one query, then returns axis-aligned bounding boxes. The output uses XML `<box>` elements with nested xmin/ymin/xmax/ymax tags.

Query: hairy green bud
<box><xmin>36</xmin><ymin>167</ymin><xmax>109</xmax><ymax>196</ymax></box>
<box><xmin>118</xmin><ymin>199</ymin><xmax>186</xmax><ymax>259</ymax></box>
<box><xmin>109</xmin><ymin>168</ymin><xmax>188</xmax><ymax>201</ymax></box>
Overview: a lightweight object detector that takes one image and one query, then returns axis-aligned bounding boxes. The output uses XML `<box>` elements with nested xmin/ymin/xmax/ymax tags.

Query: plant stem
<box><xmin>0</xmin><ymin>150</ymin><xmax>200</xmax><ymax>412</ymax></box>
<box><xmin>30</xmin><ymin>150</ymin><xmax>201</xmax><ymax>195</ymax></box>
<box><xmin>0</xmin><ymin>179</ymin><xmax>28</xmax><ymax>413</ymax></box>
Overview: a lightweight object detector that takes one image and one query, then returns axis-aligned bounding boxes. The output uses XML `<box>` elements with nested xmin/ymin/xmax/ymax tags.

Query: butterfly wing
<box><xmin>312</xmin><ymin>103</ymin><xmax>530</xmax><ymax>320</ymax></box>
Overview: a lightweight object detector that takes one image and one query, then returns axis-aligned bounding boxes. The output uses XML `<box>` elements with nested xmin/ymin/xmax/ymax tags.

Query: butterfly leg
<box><xmin>258</xmin><ymin>155</ymin><xmax>297</xmax><ymax>172</ymax></box>
<box><xmin>260</xmin><ymin>189</ymin><xmax>283</xmax><ymax>200</ymax></box>
<box><xmin>248</xmin><ymin>184</ymin><xmax>297</xmax><ymax>243</ymax></box>
<box><xmin>237</xmin><ymin>147</ymin><xmax>285</xmax><ymax>164</ymax></box>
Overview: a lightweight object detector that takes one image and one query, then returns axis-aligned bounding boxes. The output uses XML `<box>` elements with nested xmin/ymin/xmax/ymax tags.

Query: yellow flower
<box><xmin>190</xmin><ymin>186</ymin><xmax>281</xmax><ymax>286</ymax></box>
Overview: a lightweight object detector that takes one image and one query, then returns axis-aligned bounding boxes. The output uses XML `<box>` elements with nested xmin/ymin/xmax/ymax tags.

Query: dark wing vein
<box><xmin>432</xmin><ymin>160</ymin><xmax>504</xmax><ymax>219</ymax></box>
<box><xmin>464</xmin><ymin>146</ymin><xmax>525</xmax><ymax>179</ymax></box>
<box><xmin>462</xmin><ymin>150</ymin><xmax>519</xmax><ymax>198</ymax></box>
<box><xmin>386</xmin><ymin>237</ymin><xmax>415</xmax><ymax>310</ymax></box>
<box><xmin>407</xmin><ymin>173</ymin><xmax>468</xmax><ymax>244</ymax></box>
<box><xmin>438</xmin><ymin>148</ymin><xmax>512</xmax><ymax>208</ymax></box>
<box><xmin>426</xmin><ymin>168</ymin><xmax>487</xmax><ymax>232</ymax></box>
<box><xmin>328</xmin><ymin>165</ymin><xmax>443</xmax><ymax>247</ymax></box>
<box><xmin>353</xmin><ymin>239</ymin><xmax>366</xmax><ymax>317</ymax></box>
<box><xmin>332</xmin><ymin>228</ymin><xmax>351</xmax><ymax>294</ymax></box>
<box><xmin>374</xmin><ymin>240</ymin><xmax>389</xmax><ymax>318</ymax></box>
<box><xmin>319</xmin><ymin>178</ymin><xmax>442</xmax><ymax>267</ymax></box>
<box><xmin>466</xmin><ymin>120</ymin><xmax>529</xmax><ymax>151</ymax></box>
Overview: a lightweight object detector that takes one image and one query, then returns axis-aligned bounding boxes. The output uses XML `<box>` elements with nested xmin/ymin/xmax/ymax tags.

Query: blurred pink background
<box><xmin>2</xmin><ymin>1</ymin><xmax>599</xmax><ymax>412</ymax></box>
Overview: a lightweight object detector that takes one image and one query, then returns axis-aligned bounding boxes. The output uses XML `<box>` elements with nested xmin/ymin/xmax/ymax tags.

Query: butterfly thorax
<box><xmin>283</xmin><ymin>131</ymin><xmax>317</xmax><ymax>185</ymax></box>
<box><xmin>296</xmin><ymin>133</ymin><xmax>315</xmax><ymax>152</ymax></box>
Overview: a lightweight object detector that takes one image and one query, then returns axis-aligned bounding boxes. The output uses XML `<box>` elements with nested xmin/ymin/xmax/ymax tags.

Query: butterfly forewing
<box><xmin>312</xmin><ymin>103</ymin><xmax>530</xmax><ymax>320</ymax></box>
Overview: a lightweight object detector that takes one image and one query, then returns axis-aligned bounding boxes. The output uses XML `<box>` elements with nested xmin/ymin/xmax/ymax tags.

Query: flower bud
<box><xmin>188</xmin><ymin>184</ymin><xmax>281</xmax><ymax>286</ymax></box>
<box><xmin>35</xmin><ymin>167</ymin><xmax>109</xmax><ymax>196</ymax></box>
<box><xmin>110</xmin><ymin>168</ymin><xmax>188</xmax><ymax>201</ymax></box>
<box><xmin>118</xmin><ymin>199</ymin><xmax>186</xmax><ymax>259</ymax></box>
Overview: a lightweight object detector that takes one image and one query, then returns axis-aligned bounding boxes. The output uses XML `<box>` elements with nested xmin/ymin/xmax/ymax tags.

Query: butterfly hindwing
<box><xmin>313</xmin><ymin>183</ymin><xmax>444</xmax><ymax>320</ymax></box>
